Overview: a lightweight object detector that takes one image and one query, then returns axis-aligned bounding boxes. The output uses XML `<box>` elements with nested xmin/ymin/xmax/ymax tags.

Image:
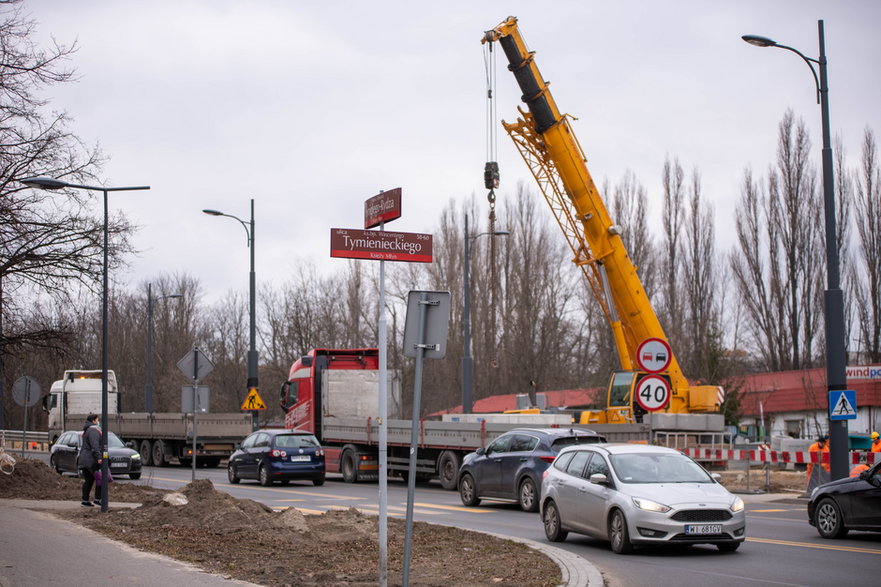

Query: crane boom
<box><xmin>483</xmin><ymin>17</ymin><xmax>721</xmax><ymax>421</ymax></box>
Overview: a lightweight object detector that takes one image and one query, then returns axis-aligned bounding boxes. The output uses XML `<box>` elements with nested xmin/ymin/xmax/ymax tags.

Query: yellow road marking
<box><xmin>747</xmin><ymin>536</ymin><xmax>881</xmax><ymax>554</ymax></box>
<box><xmin>413</xmin><ymin>502</ymin><xmax>497</xmax><ymax>513</ymax></box>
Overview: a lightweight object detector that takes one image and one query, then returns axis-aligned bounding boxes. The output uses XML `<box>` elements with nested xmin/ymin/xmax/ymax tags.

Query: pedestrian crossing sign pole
<box><xmin>829</xmin><ymin>390</ymin><xmax>857</xmax><ymax>420</ymax></box>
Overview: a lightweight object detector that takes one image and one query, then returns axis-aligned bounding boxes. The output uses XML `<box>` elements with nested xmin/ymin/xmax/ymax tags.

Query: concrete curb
<box><xmin>482</xmin><ymin>531</ymin><xmax>602</xmax><ymax>587</ymax></box>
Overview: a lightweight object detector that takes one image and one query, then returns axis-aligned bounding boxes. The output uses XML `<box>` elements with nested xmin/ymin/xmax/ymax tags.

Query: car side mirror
<box><xmin>125</xmin><ymin>441</ymin><xmax>136</xmax><ymax>449</ymax></box>
<box><xmin>589</xmin><ymin>473</ymin><xmax>609</xmax><ymax>485</ymax></box>
<box><xmin>476</xmin><ymin>447</ymin><xmax>486</xmax><ymax>456</ymax></box>
<box><xmin>711</xmin><ymin>473</ymin><xmax>722</xmax><ymax>482</ymax></box>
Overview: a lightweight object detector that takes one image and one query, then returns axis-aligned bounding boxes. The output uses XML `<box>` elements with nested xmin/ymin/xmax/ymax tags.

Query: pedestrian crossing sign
<box><xmin>829</xmin><ymin>390</ymin><xmax>857</xmax><ymax>420</ymax></box>
<box><xmin>241</xmin><ymin>388</ymin><xmax>267</xmax><ymax>411</ymax></box>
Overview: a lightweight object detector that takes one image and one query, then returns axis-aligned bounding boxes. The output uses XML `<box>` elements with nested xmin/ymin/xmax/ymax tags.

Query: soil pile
<box><xmin>0</xmin><ymin>458</ymin><xmax>163</xmax><ymax>502</ymax></box>
<box><xmin>2</xmin><ymin>459</ymin><xmax>561</xmax><ymax>587</ymax></box>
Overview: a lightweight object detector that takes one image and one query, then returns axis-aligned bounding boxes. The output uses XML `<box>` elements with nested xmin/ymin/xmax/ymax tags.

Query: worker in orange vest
<box><xmin>807</xmin><ymin>435</ymin><xmax>830</xmax><ymax>480</ymax></box>
<box><xmin>850</xmin><ymin>464</ymin><xmax>870</xmax><ymax>477</ymax></box>
<box><xmin>871</xmin><ymin>432</ymin><xmax>881</xmax><ymax>452</ymax></box>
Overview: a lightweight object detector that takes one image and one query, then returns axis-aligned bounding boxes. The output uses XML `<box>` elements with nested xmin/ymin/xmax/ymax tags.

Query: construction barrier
<box><xmin>680</xmin><ymin>448</ymin><xmax>879</xmax><ymax>466</ymax></box>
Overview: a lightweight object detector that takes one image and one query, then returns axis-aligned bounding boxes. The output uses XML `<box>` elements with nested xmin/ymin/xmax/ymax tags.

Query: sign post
<box><xmin>12</xmin><ymin>376</ymin><xmax>40</xmax><ymax>457</ymax></box>
<box><xmin>401</xmin><ymin>290</ymin><xmax>450</xmax><ymax>587</ymax></box>
<box><xmin>177</xmin><ymin>347</ymin><xmax>214</xmax><ymax>481</ymax></box>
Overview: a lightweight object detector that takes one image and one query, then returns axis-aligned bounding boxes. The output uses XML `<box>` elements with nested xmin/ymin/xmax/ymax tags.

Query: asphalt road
<box><xmin>121</xmin><ymin>465</ymin><xmax>881</xmax><ymax>587</ymax></box>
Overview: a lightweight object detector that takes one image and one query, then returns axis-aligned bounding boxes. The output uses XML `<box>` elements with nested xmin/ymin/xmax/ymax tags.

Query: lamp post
<box><xmin>20</xmin><ymin>175</ymin><xmax>149</xmax><ymax>510</ymax></box>
<box><xmin>462</xmin><ymin>213</ymin><xmax>509</xmax><ymax>414</ymax></box>
<box><xmin>145</xmin><ymin>284</ymin><xmax>183</xmax><ymax>414</ymax></box>
<box><xmin>743</xmin><ymin>20</ymin><xmax>848</xmax><ymax>481</ymax></box>
<box><xmin>203</xmin><ymin>199</ymin><xmax>258</xmax><ymax>430</ymax></box>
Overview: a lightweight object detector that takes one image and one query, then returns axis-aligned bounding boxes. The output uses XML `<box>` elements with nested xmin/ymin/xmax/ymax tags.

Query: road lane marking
<box><xmin>747</xmin><ymin>536</ymin><xmax>881</xmax><ymax>554</ymax></box>
<box><xmin>413</xmin><ymin>502</ymin><xmax>496</xmax><ymax>513</ymax></box>
<box><xmin>750</xmin><ymin>509</ymin><xmax>789</xmax><ymax>513</ymax></box>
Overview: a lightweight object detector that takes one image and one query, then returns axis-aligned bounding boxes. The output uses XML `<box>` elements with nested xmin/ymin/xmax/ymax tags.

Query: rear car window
<box><xmin>551</xmin><ymin>434</ymin><xmax>605</xmax><ymax>450</ymax></box>
<box><xmin>274</xmin><ymin>434</ymin><xmax>320</xmax><ymax>449</ymax></box>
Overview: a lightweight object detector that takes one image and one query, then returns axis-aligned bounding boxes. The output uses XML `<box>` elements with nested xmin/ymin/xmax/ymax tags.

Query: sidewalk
<box><xmin>0</xmin><ymin>499</ymin><xmax>259</xmax><ymax>587</ymax></box>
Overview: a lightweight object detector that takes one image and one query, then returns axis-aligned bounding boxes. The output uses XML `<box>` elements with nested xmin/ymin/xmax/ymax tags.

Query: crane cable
<box><xmin>483</xmin><ymin>38</ymin><xmax>501</xmax><ymax>373</ymax></box>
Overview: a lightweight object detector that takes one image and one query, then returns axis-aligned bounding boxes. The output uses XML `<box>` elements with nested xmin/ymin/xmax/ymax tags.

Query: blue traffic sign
<box><xmin>829</xmin><ymin>390</ymin><xmax>857</xmax><ymax>420</ymax></box>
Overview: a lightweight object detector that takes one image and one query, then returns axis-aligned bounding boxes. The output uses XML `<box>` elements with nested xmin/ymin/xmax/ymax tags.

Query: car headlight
<box><xmin>131</xmin><ymin>453</ymin><xmax>141</xmax><ymax>460</ymax></box>
<box><xmin>730</xmin><ymin>496</ymin><xmax>744</xmax><ymax>512</ymax></box>
<box><xmin>632</xmin><ymin>497</ymin><xmax>671</xmax><ymax>513</ymax></box>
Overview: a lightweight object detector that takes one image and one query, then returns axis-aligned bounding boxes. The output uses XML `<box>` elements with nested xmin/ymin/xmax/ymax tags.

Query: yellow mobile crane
<box><xmin>483</xmin><ymin>17</ymin><xmax>722</xmax><ymax>424</ymax></box>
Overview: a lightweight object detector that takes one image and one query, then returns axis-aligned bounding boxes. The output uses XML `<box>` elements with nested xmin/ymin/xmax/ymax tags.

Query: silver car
<box><xmin>540</xmin><ymin>444</ymin><xmax>745</xmax><ymax>553</ymax></box>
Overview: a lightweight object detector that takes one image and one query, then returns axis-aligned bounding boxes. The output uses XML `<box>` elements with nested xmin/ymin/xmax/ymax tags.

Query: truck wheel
<box><xmin>341</xmin><ymin>449</ymin><xmax>358</xmax><ymax>483</ymax></box>
<box><xmin>139</xmin><ymin>440</ymin><xmax>153</xmax><ymax>466</ymax></box>
<box><xmin>438</xmin><ymin>451</ymin><xmax>462</xmax><ymax>491</ymax></box>
<box><xmin>151</xmin><ymin>440</ymin><xmax>166</xmax><ymax>467</ymax></box>
<box><xmin>259</xmin><ymin>464</ymin><xmax>273</xmax><ymax>486</ymax></box>
<box><xmin>458</xmin><ymin>473</ymin><xmax>480</xmax><ymax>506</ymax></box>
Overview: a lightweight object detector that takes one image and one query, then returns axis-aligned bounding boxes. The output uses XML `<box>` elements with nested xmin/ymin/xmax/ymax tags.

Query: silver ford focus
<box><xmin>540</xmin><ymin>444</ymin><xmax>745</xmax><ymax>553</ymax></box>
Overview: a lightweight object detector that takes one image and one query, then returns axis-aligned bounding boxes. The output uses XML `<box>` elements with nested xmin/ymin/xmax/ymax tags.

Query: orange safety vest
<box><xmin>850</xmin><ymin>464</ymin><xmax>870</xmax><ymax>477</ymax></box>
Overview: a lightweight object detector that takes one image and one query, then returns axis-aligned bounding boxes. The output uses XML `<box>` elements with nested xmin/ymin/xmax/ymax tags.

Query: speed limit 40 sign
<box><xmin>635</xmin><ymin>375</ymin><xmax>670</xmax><ymax>412</ymax></box>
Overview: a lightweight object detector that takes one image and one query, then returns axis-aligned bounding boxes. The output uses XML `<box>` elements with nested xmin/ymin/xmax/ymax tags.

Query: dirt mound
<box><xmin>47</xmin><ymin>478</ymin><xmax>560</xmax><ymax>586</ymax></box>
<box><xmin>0</xmin><ymin>458</ymin><xmax>165</xmax><ymax>502</ymax></box>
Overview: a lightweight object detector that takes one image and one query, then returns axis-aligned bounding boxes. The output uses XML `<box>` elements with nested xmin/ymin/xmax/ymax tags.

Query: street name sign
<box><xmin>330</xmin><ymin>228</ymin><xmax>432</xmax><ymax>263</ymax></box>
<box><xmin>365</xmin><ymin>188</ymin><xmax>402</xmax><ymax>229</ymax></box>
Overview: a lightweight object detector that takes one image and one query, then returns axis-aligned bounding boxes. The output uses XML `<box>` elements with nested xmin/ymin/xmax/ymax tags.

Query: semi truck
<box><xmin>45</xmin><ymin>370</ymin><xmax>252</xmax><ymax>467</ymax></box>
<box><xmin>280</xmin><ymin>348</ymin><xmax>580</xmax><ymax>489</ymax></box>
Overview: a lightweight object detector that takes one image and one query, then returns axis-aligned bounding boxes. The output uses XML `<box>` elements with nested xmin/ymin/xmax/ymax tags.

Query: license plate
<box><xmin>290</xmin><ymin>455</ymin><xmax>310</xmax><ymax>462</ymax></box>
<box><xmin>685</xmin><ymin>524</ymin><xmax>722</xmax><ymax>535</ymax></box>
<box><xmin>110</xmin><ymin>464</ymin><xmax>126</xmax><ymax>469</ymax></box>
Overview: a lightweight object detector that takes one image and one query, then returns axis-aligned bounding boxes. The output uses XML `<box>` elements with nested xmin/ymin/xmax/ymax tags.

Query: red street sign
<box><xmin>330</xmin><ymin>228</ymin><xmax>432</xmax><ymax>263</ymax></box>
<box><xmin>364</xmin><ymin>187</ymin><xmax>402</xmax><ymax>229</ymax></box>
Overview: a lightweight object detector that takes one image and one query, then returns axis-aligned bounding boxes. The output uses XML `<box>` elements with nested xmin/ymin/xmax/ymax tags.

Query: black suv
<box><xmin>457</xmin><ymin>427</ymin><xmax>605</xmax><ymax>512</ymax></box>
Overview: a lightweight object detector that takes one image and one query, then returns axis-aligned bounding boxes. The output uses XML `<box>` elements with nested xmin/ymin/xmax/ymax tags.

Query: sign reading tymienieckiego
<box><xmin>330</xmin><ymin>228</ymin><xmax>433</xmax><ymax>263</ymax></box>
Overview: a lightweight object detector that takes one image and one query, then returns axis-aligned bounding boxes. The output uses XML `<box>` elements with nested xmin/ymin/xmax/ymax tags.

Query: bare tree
<box><xmin>852</xmin><ymin>128</ymin><xmax>881</xmax><ymax>362</ymax></box>
<box><xmin>658</xmin><ymin>157</ymin><xmax>686</xmax><ymax>349</ymax></box>
<box><xmin>0</xmin><ymin>1</ymin><xmax>135</xmax><ymax>427</ymax></box>
<box><xmin>730</xmin><ymin>111</ymin><xmax>824</xmax><ymax>371</ymax></box>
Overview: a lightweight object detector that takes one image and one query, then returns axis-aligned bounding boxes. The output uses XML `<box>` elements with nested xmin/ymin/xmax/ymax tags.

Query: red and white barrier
<box><xmin>680</xmin><ymin>448</ymin><xmax>880</xmax><ymax>466</ymax></box>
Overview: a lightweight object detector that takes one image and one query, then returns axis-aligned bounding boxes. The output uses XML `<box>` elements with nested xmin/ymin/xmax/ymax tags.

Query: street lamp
<box><xmin>462</xmin><ymin>212</ymin><xmax>509</xmax><ymax>414</ymax></box>
<box><xmin>145</xmin><ymin>284</ymin><xmax>183</xmax><ymax>414</ymax></box>
<box><xmin>743</xmin><ymin>21</ymin><xmax>848</xmax><ymax>480</ymax></box>
<box><xmin>203</xmin><ymin>199</ymin><xmax>258</xmax><ymax>430</ymax></box>
<box><xmin>20</xmin><ymin>175</ymin><xmax>149</xmax><ymax>510</ymax></box>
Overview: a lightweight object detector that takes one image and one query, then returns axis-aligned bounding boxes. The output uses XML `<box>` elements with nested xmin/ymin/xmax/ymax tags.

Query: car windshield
<box><xmin>610</xmin><ymin>453</ymin><xmax>712</xmax><ymax>483</ymax></box>
<box><xmin>274</xmin><ymin>434</ymin><xmax>320</xmax><ymax>449</ymax></box>
<box><xmin>107</xmin><ymin>432</ymin><xmax>125</xmax><ymax>448</ymax></box>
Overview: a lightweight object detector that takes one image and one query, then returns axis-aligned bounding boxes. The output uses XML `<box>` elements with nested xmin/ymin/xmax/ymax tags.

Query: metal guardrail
<box><xmin>0</xmin><ymin>429</ymin><xmax>50</xmax><ymax>456</ymax></box>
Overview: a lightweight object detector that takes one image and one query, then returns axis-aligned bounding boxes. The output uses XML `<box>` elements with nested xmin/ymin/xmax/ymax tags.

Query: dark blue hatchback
<box><xmin>457</xmin><ymin>427</ymin><xmax>605</xmax><ymax>512</ymax></box>
<box><xmin>228</xmin><ymin>429</ymin><xmax>325</xmax><ymax>486</ymax></box>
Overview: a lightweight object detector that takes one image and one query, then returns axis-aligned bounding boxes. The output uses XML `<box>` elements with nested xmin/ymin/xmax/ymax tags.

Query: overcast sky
<box><xmin>24</xmin><ymin>1</ymin><xmax>881</xmax><ymax>304</ymax></box>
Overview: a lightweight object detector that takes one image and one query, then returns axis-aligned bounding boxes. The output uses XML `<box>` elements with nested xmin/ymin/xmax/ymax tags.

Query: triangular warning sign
<box><xmin>831</xmin><ymin>391</ymin><xmax>855</xmax><ymax>417</ymax></box>
<box><xmin>241</xmin><ymin>388</ymin><xmax>266</xmax><ymax>410</ymax></box>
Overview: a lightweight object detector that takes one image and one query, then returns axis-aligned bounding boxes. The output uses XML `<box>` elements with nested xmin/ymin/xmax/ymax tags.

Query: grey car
<box><xmin>540</xmin><ymin>444</ymin><xmax>745</xmax><ymax>553</ymax></box>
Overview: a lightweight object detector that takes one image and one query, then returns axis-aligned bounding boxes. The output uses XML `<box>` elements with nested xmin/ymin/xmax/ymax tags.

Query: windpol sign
<box><xmin>330</xmin><ymin>228</ymin><xmax>432</xmax><ymax>263</ymax></box>
<box><xmin>846</xmin><ymin>365</ymin><xmax>881</xmax><ymax>380</ymax></box>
